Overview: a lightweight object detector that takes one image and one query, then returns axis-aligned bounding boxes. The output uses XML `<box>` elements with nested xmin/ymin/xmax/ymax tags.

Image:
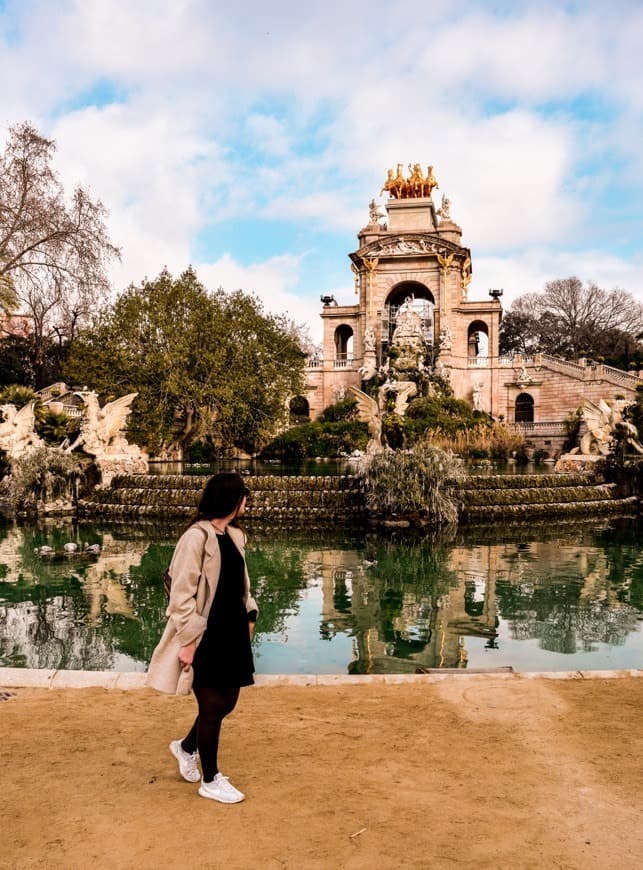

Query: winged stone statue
<box><xmin>66</xmin><ymin>392</ymin><xmax>139</xmax><ymax>458</ymax></box>
<box><xmin>580</xmin><ymin>398</ymin><xmax>643</xmax><ymax>456</ymax></box>
<box><xmin>347</xmin><ymin>385</ymin><xmax>384</xmax><ymax>454</ymax></box>
<box><xmin>0</xmin><ymin>402</ymin><xmax>43</xmax><ymax>460</ymax></box>
<box><xmin>580</xmin><ymin>399</ymin><xmax>615</xmax><ymax>456</ymax></box>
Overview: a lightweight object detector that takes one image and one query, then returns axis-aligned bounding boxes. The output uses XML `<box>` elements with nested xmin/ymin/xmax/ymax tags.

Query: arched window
<box><xmin>385</xmin><ymin>282</ymin><xmax>435</xmax><ymax>345</ymax></box>
<box><xmin>515</xmin><ymin>393</ymin><xmax>534</xmax><ymax>423</ymax></box>
<box><xmin>289</xmin><ymin>396</ymin><xmax>310</xmax><ymax>425</ymax></box>
<box><xmin>467</xmin><ymin>320</ymin><xmax>489</xmax><ymax>359</ymax></box>
<box><xmin>334</xmin><ymin>325</ymin><xmax>354</xmax><ymax>366</ymax></box>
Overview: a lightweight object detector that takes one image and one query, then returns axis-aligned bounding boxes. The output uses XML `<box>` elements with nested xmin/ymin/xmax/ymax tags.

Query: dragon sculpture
<box><xmin>65</xmin><ymin>392</ymin><xmax>139</xmax><ymax>458</ymax></box>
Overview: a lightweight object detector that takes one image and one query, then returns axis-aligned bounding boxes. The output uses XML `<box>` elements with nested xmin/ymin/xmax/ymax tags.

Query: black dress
<box><xmin>192</xmin><ymin>531</ymin><xmax>255</xmax><ymax>688</ymax></box>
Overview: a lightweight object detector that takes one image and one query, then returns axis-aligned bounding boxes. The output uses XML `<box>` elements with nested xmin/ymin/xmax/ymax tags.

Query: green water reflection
<box><xmin>0</xmin><ymin>517</ymin><xmax>641</xmax><ymax>673</ymax></box>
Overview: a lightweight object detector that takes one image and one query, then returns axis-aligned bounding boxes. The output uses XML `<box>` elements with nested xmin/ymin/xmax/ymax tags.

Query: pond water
<box><xmin>0</xmin><ymin>516</ymin><xmax>641</xmax><ymax>674</ymax></box>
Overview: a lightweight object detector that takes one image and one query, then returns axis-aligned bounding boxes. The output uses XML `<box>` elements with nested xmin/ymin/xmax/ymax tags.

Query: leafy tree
<box><xmin>0</xmin><ymin>334</ymin><xmax>33</xmax><ymax>386</ymax></box>
<box><xmin>497</xmin><ymin>310</ymin><xmax>536</xmax><ymax>356</ymax></box>
<box><xmin>499</xmin><ymin>277</ymin><xmax>643</xmax><ymax>363</ymax></box>
<box><xmin>64</xmin><ymin>268</ymin><xmax>306</xmax><ymax>457</ymax></box>
<box><xmin>629</xmin><ymin>386</ymin><xmax>643</xmax><ymax>443</ymax></box>
<box><xmin>0</xmin><ymin>122</ymin><xmax>120</xmax><ymax>386</ymax></box>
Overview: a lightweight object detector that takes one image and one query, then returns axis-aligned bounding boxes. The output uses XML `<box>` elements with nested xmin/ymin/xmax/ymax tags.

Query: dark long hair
<box><xmin>188</xmin><ymin>472</ymin><xmax>249</xmax><ymax>528</ymax></box>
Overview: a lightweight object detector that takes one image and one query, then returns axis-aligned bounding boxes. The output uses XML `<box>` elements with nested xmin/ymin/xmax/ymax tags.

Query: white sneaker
<box><xmin>198</xmin><ymin>773</ymin><xmax>245</xmax><ymax>803</ymax></box>
<box><xmin>169</xmin><ymin>740</ymin><xmax>200</xmax><ymax>783</ymax></box>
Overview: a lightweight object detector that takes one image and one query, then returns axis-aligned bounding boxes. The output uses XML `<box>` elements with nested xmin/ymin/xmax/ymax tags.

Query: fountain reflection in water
<box><xmin>0</xmin><ymin>517</ymin><xmax>641</xmax><ymax>674</ymax></box>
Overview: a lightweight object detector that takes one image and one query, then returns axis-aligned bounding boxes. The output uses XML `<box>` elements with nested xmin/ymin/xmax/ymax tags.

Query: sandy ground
<box><xmin>1</xmin><ymin>677</ymin><xmax>642</xmax><ymax>870</ymax></box>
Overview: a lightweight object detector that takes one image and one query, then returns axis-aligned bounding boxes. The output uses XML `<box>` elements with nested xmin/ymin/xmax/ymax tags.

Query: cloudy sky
<box><xmin>2</xmin><ymin>0</ymin><xmax>642</xmax><ymax>340</ymax></box>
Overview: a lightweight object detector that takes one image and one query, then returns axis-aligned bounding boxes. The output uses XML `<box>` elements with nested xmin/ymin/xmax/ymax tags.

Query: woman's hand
<box><xmin>248</xmin><ymin>622</ymin><xmax>255</xmax><ymax>641</ymax></box>
<box><xmin>178</xmin><ymin>640</ymin><xmax>196</xmax><ymax>671</ymax></box>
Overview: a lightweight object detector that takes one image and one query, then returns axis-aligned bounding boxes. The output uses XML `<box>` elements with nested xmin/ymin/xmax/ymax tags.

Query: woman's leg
<box><xmin>181</xmin><ymin>715</ymin><xmax>199</xmax><ymax>754</ymax></box>
<box><xmin>192</xmin><ymin>685</ymin><xmax>240</xmax><ymax>782</ymax></box>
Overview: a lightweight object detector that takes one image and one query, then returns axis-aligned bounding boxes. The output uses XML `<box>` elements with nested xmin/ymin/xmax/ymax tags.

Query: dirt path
<box><xmin>1</xmin><ymin>677</ymin><xmax>641</xmax><ymax>869</ymax></box>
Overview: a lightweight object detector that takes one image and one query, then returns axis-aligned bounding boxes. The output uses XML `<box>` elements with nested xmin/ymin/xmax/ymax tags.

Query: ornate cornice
<box><xmin>351</xmin><ymin>234</ymin><xmax>467</xmax><ymax>264</ymax></box>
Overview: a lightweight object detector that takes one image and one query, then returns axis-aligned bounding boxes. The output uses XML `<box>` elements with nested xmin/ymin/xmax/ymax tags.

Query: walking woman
<box><xmin>146</xmin><ymin>472</ymin><xmax>258</xmax><ymax>803</ymax></box>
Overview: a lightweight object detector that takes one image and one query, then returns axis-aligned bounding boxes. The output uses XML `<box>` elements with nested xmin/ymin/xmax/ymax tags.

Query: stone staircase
<box><xmin>457</xmin><ymin>472</ymin><xmax>638</xmax><ymax>522</ymax></box>
<box><xmin>78</xmin><ymin>474</ymin><xmax>366</xmax><ymax>523</ymax></box>
<box><xmin>78</xmin><ymin>470</ymin><xmax>638</xmax><ymax>524</ymax></box>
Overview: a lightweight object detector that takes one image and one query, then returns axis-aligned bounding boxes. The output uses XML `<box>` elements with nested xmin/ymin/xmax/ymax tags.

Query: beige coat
<box><xmin>145</xmin><ymin>520</ymin><xmax>258</xmax><ymax>695</ymax></box>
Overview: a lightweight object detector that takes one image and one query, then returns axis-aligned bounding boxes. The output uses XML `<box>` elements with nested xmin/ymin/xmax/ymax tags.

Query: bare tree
<box><xmin>0</xmin><ymin>122</ymin><xmax>120</xmax><ymax>383</ymax></box>
<box><xmin>541</xmin><ymin>278</ymin><xmax>643</xmax><ymax>350</ymax></box>
<box><xmin>500</xmin><ymin>277</ymin><xmax>643</xmax><ymax>361</ymax></box>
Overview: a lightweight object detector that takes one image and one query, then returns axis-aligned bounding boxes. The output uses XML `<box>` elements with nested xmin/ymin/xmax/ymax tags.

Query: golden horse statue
<box><xmin>381</xmin><ymin>163</ymin><xmax>439</xmax><ymax>199</ymax></box>
<box><xmin>380</xmin><ymin>168</ymin><xmax>395</xmax><ymax>197</ymax></box>
<box><xmin>407</xmin><ymin>163</ymin><xmax>424</xmax><ymax>197</ymax></box>
<box><xmin>423</xmin><ymin>165</ymin><xmax>438</xmax><ymax>197</ymax></box>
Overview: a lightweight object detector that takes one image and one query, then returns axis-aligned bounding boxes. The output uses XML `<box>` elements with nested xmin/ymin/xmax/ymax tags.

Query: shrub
<box><xmin>403</xmin><ymin>395</ymin><xmax>492</xmax><ymax>444</ymax></box>
<box><xmin>186</xmin><ymin>439</ymin><xmax>219</xmax><ymax>462</ymax></box>
<box><xmin>357</xmin><ymin>444</ymin><xmax>465</xmax><ymax>524</ymax></box>
<box><xmin>513</xmin><ymin>444</ymin><xmax>530</xmax><ymax>465</ymax></box>
<box><xmin>261</xmin><ymin>421</ymin><xmax>368</xmax><ymax>460</ymax></box>
<box><xmin>37</xmin><ymin>409</ymin><xmax>72</xmax><ymax>445</ymax></box>
<box><xmin>317</xmin><ymin>398</ymin><xmax>358</xmax><ymax>423</ymax></box>
<box><xmin>0</xmin><ymin>384</ymin><xmax>39</xmax><ymax>410</ymax></box>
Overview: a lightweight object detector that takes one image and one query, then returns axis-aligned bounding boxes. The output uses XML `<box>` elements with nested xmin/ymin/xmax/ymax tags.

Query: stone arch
<box><xmin>467</xmin><ymin>319</ymin><xmax>489</xmax><ymax>359</ymax></box>
<box><xmin>385</xmin><ymin>281</ymin><xmax>435</xmax><ymax>345</ymax></box>
<box><xmin>515</xmin><ymin>392</ymin><xmax>534</xmax><ymax>423</ymax></box>
<box><xmin>386</xmin><ymin>280</ymin><xmax>435</xmax><ymax>308</ymax></box>
<box><xmin>289</xmin><ymin>395</ymin><xmax>310</xmax><ymax>425</ymax></box>
<box><xmin>334</xmin><ymin>324</ymin><xmax>354</xmax><ymax>362</ymax></box>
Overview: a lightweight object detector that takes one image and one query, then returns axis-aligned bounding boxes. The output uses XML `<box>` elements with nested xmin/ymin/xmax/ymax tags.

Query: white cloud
<box><xmin>1</xmin><ymin>0</ymin><xmax>642</xmax><ymax>336</ymax></box>
<box><xmin>245</xmin><ymin>114</ymin><xmax>291</xmax><ymax>158</ymax></box>
<box><xmin>472</xmin><ymin>248</ymin><xmax>643</xmax><ymax>309</ymax></box>
<box><xmin>196</xmin><ymin>252</ymin><xmax>323</xmax><ymax>339</ymax></box>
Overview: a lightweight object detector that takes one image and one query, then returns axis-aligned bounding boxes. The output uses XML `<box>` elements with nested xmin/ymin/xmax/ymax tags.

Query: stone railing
<box><xmin>509</xmin><ymin>421</ymin><xmax>567</xmax><ymax>434</ymax></box>
<box><xmin>306</xmin><ymin>356</ymin><xmax>356</xmax><ymax>369</ymax></box>
<box><xmin>596</xmin><ymin>363</ymin><xmax>642</xmax><ymax>388</ymax></box>
<box><xmin>500</xmin><ymin>353</ymin><xmax>642</xmax><ymax>390</ymax></box>
<box><xmin>333</xmin><ymin>356</ymin><xmax>354</xmax><ymax>369</ymax></box>
<box><xmin>499</xmin><ymin>355</ymin><xmax>537</xmax><ymax>367</ymax></box>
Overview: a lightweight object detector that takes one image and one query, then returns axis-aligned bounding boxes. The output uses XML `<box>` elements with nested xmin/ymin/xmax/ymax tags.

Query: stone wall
<box><xmin>78</xmin><ymin>471</ymin><xmax>638</xmax><ymax>523</ymax></box>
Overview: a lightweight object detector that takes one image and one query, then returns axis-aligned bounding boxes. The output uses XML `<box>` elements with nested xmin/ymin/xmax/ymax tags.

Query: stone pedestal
<box><xmin>96</xmin><ymin>453</ymin><xmax>149</xmax><ymax>487</ymax></box>
<box><xmin>386</xmin><ymin>198</ymin><xmax>437</xmax><ymax>231</ymax></box>
<box><xmin>437</xmin><ymin>219</ymin><xmax>463</xmax><ymax>244</ymax></box>
<box><xmin>554</xmin><ymin>453</ymin><xmax>605</xmax><ymax>474</ymax></box>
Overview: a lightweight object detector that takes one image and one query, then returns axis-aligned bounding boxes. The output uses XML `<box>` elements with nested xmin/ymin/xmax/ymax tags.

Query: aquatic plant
<box><xmin>423</xmin><ymin>422</ymin><xmax>526</xmax><ymax>461</ymax></box>
<box><xmin>358</xmin><ymin>444</ymin><xmax>464</xmax><ymax>524</ymax></box>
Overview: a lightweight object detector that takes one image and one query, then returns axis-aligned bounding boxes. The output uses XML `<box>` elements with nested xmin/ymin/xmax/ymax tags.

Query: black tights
<box><xmin>181</xmin><ymin>685</ymin><xmax>240</xmax><ymax>783</ymax></box>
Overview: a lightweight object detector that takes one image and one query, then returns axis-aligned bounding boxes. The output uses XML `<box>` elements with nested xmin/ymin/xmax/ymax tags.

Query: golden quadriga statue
<box><xmin>380</xmin><ymin>163</ymin><xmax>439</xmax><ymax>199</ymax></box>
